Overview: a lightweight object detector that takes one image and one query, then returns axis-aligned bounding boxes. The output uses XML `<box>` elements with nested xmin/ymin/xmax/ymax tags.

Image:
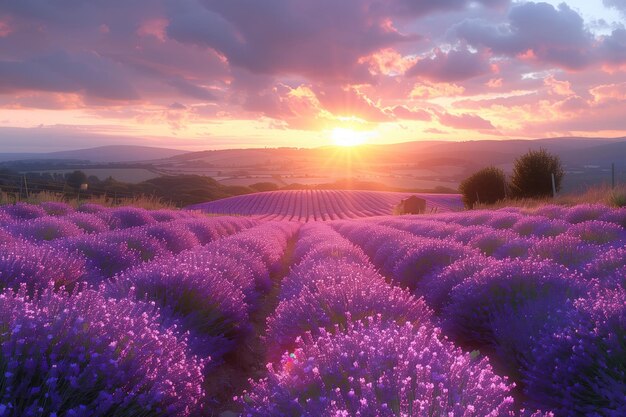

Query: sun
<box><xmin>331</xmin><ymin>128</ymin><xmax>371</xmax><ymax>147</ymax></box>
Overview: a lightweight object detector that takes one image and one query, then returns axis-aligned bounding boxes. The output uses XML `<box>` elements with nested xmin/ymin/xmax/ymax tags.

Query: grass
<box><xmin>474</xmin><ymin>184</ymin><xmax>626</xmax><ymax>210</ymax></box>
<box><xmin>0</xmin><ymin>191</ymin><xmax>177</xmax><ymax>210</ymax></box>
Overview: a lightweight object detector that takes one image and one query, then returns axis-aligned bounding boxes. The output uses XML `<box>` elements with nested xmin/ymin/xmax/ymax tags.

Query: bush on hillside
<box><xmin>510</xmin><ymin>148</ymin><xmax>564</xmax><ymax>199</ymax></box>
<box><xmin>459</xmin><ymin>166</ymin><xmax>507</xmax><ymax>208</ymax></box>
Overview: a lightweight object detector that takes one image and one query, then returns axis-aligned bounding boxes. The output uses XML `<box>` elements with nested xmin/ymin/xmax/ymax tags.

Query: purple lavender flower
<box><xmin>392</xmin><ymin>238</ymin><xmax>476</xmax><ymax>291</ymax></box>
<box><xmin>40</xmin><ymin>201</ymin><xmax>74</xmax><ymax>216</ymax></box>
<box><xmin>0</xmin><ymin>287</ymin><xmax>205</xmax><ymax>416</ymax></box>
<box><xmin>144</xmin><ymin>223</ymin><xmax>201</xmax><ymax>253</ymax></box>
<box><xmin>584</xmin><ymin>246</ymin><xmax>626</xmax><ymax>289</ymax></box>
<box><xmin>564</xmin><ymin>203</ymin><xmax>609</xmax><ymax>224</ymax></box>
<box><xmin>566</xmin><ymin>220</ymin><xmax>625</xmax><ymax>245</ymax></box>
<box><xmin>266</xmin><ymin>275</ymin><xmax>432</xmax><ymax>359</ymax></box>
<box><xmin>512</xmin><ymin>216</ymin><xmax>569</xmax><ymax>237</ymax></box>
<box><xmin>443</xmin><ymin>258</ymin><xmax>586</xmax><ymax>351</ymax></box>
<box><xmin>10</xmin><ymin>216</ymin><xmax>84</xmax><ymax>242</ymax></box>
<box><xmin>0</xmin><ymin>240</ymin><xmax>87</xmax><ymax>292</ymax></box>
<box><xmin>279</xmin><ymin>258</ymin><xmax>383</xmax><ymax>301</ymax></box>
<box><xmin>523</xmin><ymin>288</ymin><xmax>626</xmax><ymax>416</ymax></box>
<box><xmin>417</xmin><ymin>254</ymin><xmax>491</xmax><ymax>313</ymax></box>
<box><xmin>107</xmin><ymin>207</ymin><xmax>156</xmax><ymax>229</ymax></box>
<box><xmin>76</xmin><ymin>202</ymin><xmax>107</xmax><ymax>214</ymax></box>
<box><xmin>487</xmin><ymin>212</ymin><xmax>522</xmax><ymax>229</ymax></box>
<box><xmin>242</xmin><ymin>318</ymin><xmax>515</xmax><ymax>416</ymax></box>
<box><xmin>1</xmin><ymin>203</ymin><xmax>47</xmax><ymax>220</ymax></box>
<box><xmin>110</xmin><ymin>255</ymin><xmax>250</xmax><ymax>359</ymax></box>
<box><xmin>65</xmin><ymin>212</ymin><xmax>109</xmax><ymax>234</ymax></box>
<box><xmin>468</xmin><ymin>229</ymin><xmax>520</xmax><ymax>257</ymax></box>
<box><xmin>529</xmin><ymin>235</ymin><xmax>600</xmax><ymax>270</ymax></box>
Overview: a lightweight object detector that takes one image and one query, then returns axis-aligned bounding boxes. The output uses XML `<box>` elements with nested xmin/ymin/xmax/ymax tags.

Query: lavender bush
<box><xmin>0</xmin><ymin>287</ymin><xmax>205</xmax><ymax>416</ymax></box>
<box><xmin>242</xmin><ymin>318</ymin><xmax>515</xmax><ymax>416</ymax></box>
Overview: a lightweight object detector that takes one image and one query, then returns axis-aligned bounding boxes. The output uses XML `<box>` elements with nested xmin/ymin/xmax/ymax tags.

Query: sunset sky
<box><xmin>1</xmin><ymin>1</ymin><xmax>626</xmax><ymax>151</ymax></box>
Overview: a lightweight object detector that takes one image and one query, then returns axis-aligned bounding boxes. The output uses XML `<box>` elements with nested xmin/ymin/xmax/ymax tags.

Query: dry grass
<box><xmin>474</xmin><ymin>184</ymin><xmax>626</xmax><ymax>210</ymax></box>
<box><xmin>0</xmin><ymin>191</ymin><xmax>176</xmax><ymax>210</ymax></box>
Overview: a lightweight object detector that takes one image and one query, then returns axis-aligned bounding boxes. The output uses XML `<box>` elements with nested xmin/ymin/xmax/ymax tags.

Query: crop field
<box><xmin>189</xmin><ymin>190</ymin><xmax>464</xmax><ymax>221</ymax></box>
<box><xmin>0</xmin><ymin>196</ymin><xmax>625</xmax><ymax>416</ymax></box>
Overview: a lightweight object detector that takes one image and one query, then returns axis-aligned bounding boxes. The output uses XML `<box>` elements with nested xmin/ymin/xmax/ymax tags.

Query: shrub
<box><xmin>510</xmin><ymin>148</ymin><xmax>564</xmax><ymax>199</ymax></box>
<box><xmin>242</xmin><ymin>318</ymin><xmax>516</xmax><ymax>416</ymax></box>
<box><xmin>459</xmin><ymin>166</ymin><xmax>507</xmax><ymax>208</ymax></box>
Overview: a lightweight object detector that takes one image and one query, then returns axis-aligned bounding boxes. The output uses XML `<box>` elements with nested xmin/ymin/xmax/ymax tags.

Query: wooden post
<box><xmin>551</xmin><ymin>173</ymin><xmax>557</xmax><ymax>198</ymax></box>
<box><xmin>23</xmin><ymin>176</ymin><xmax>29</xmax><ymax>199</ymax></box>
<box><xmin>612</xmin><ymin>163</ymin><xmax>615</xmax><ymax>189</ymax></box>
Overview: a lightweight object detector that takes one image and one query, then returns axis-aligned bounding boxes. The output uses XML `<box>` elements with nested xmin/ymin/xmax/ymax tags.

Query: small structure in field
<box><xmin>395</xmin><ymin>196</ymin><xmax>427</xmax><ymax>214</ymax></box>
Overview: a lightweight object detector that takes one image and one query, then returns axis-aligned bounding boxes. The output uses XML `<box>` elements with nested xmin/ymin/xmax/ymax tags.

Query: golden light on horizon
<box><xmin>330</xmin><ymin>127</ymin><xmax>375</xmax><ymax>147</ymax></box>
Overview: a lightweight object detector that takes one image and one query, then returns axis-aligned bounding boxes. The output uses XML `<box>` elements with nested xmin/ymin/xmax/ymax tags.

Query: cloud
<box><xmin>603</xmin><ymin>0</ymin><xmax>626</xmax><ymax>14</ymax></box>
<box><xmin>406</xmin><ymin>47</ymin><xmax>493</xmax><ymax>81</ymax></box>
<box><xmin>0</xmin><ymin>51</ymin><xmax>139</xmax><ymax>101</ymax></box>
<box><xmin>453</xmin><ymin>2</ymin><xmax>594</xmax><ymax>69</ymax></box>
<box><xmin>392</xmin><ymin>105</ymin><xmax>432</xmax><ymax>121</ymax></box>
<box><xmin>438</xmin><ymin>111</ymin><xmax>496</xmax><ymax>130</ymax></box>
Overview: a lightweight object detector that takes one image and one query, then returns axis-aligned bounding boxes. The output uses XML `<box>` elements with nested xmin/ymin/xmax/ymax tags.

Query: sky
<box><xmin>1</xmin><ymin>0</ymin><xmax>626</xmax><ymax>151</ymax></box>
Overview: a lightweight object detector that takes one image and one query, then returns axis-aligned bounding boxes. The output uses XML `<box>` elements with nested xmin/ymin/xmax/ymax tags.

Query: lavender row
<box><xmin>242</xmin><ymin>222</ymin><xmax>522</xmax><ymax>416</ymax></box>
<box><xmin>105</xmin><ymin>221</ymin><xmax>300</xmax><ymax>364</ymax></box>
<box><xmin>331</xmin><ymin>210</ymin><xmax>626</xmax><ymax>416</ymax></box>
<box><xmin>0</xmin><ymin>202</ymin><xmax>209</xmax><ymax>232</ymax></box>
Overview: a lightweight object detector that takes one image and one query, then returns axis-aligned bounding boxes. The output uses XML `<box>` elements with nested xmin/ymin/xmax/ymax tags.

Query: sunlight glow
<box><xmin>331</xmin><ymin>128</ymin><xmax>374</xmax><ymax>147</ymax></box>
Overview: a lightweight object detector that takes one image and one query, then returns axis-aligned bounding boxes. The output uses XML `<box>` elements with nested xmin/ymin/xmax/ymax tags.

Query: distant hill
<box><xmin>0</xmin><ymin>145</ymin><xmax>189</xmax><ymax>163</ymax></box>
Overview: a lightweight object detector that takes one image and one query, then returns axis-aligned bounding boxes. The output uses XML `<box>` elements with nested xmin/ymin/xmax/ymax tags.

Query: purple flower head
<box><xmin>58</xmin><ymin>236</ymin><xmax>143</xmax><ymax>280</ymax></box>
<box><xmin>144</xmin><ymin>223</ymin><xmax>201</xmax><ymax>253</ymax></box>
<box><xmin>529</xmin><ymin>235</ymin><xmax>601</xmax><ymax>270</ymax></box>
<box><xmin>584</xmin><ymin>246</ymin><xmax>626</xmax><ymax>289</ymax></box>
<box><xmin>487</xmin><ymin>212</ymin><xmax>521</xmax><ymax>229</ymax></box>
<box><xmin>531</xmin><ymin>204</ymin><xmax>565</xmax><ymax>220</ymax></box>
<box><xmin>0</xmin><ymin>287</ymin><xmax>205</xmax><ymax>416</ymax></box>
<box><xmin>66</xmin><ymin>212</ymin><xmax>109</xmax><ymax>234</ymax></box>
<box><xmin>150</xmin><ymin>209</ymin><xmax>182</xmax><ymax>222</ymax></box>
<box><xmin>11</xmin><ymin>216</ymin><xmax>84</xmax><ymax>242</ymax></box>
<box><xmin>1</xmin><ymin>203</ymin><xmax>47</xmax><ymax>220</ymax></box>
<box><xmin>392</xmin><ymin>238</ymin><xmax>477</xmax><ymax>291</ymax></box>
<box><xmin>452</xmin><ymin>225</ymin><xmax>495</xmax><ymax>244</ymax></box>
<box><xmin>443</xmin><ymin>258</ymin><xmax>587</xmax><ymax>351</ymax></box>
<box><xmin>417</xmin><ymin>254</ymin><xmax>491</xmax><ymax>313</ymax></box>
<box><xmin>468</xmin><ymin>229</ymin><xmax>520</xmax><ymax>257</ymax></box>
<box><xmin>107</xmin><ymin>207</ymin><xmax>156</xmax><ymax>229</ymax></box>
<box><xmin>523</xmin><ymin>288</ymin><xmax>626</xmax><ymax>416</ymax></box>
<box><xmin>564</xmin><ymin>204</ymin><xmax>610</xmax><ymax>224</ymax></box>
<box><xmin>279</xmin><ymin>258</ymin><xmax>383</xmax><ymax>301</ymax></box>
<box><xmin>600</xmin><ymin>207</ymin><xmax>626</xmax><ymax>228</ymax></box>
<box><xmin>266</xmin><ymin>274</ymin><xmax>432</xmax><ymax>360</ymax></box>
<box><xmin>40</xmin><ymin>201</ymin><xmax>74</xmax><ymax>216</ymax></box>
<box><xmin>566</xmin><ymin>220</ymin><xmax>625</xmax><ymax>245</ymax></box>
<box><xmin>243</xmin><ymin>318</ymin><xmax>515</xmax><ymax>416</ymax></box>
<box><xmin>512</xmin><ymin>216</ymin><xmax>569</xmax><ymax>237</ymax></box>
<box><xmin>0</xmin><ymin>241</ymin><xmax>88</xmax><ymax>293</ymax></box>
<box><xmin>110</xmin><ymin>257</ymin><xmax>250</xmax><ymax>360</ymax></box>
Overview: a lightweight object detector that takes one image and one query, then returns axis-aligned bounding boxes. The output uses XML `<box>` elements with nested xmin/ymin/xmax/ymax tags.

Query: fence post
<box><xmin>551</xmin><ymin>173</ymin><xmax>557</xmax><ymax>198</ymax></box>
<box><xmin>612</xmin><ymin>163</ymin><xmax>615</xmax><ymax>189</ymax></box>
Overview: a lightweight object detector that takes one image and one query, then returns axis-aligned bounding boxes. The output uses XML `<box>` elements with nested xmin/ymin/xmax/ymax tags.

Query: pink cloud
<box><xmin>438</xmin><ymin>111</ymin><xmax>496</xmax><ymax>130</ymax></box>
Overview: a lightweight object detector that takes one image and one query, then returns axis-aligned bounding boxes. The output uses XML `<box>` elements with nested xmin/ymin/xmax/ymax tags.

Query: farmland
<box><xmin>0</xmin><ymin>194</ymin><xmax>625</xmax><ymax>416</ymax></box>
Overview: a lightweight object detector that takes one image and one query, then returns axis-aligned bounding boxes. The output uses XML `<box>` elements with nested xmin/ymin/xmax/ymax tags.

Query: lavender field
<box><xmin>1</xmin><ymin>197</ymin><xmax>625</xmax><ymax>416</ymax></box>
<box><xmin>188</xmin><ymin>190</ymin><xmax>464</xmax><ymax>221</ymax></box>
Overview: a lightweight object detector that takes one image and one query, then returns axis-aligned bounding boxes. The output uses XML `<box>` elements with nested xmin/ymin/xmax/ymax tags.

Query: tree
<box><xmin>510</xmin><ymin>148</ymin><xmax>564</xmax><ymax>199</ymax></box>
<box><xmin>459</xmin><ymin>166</ymin><xmax>507</xmax><ymax>209</ymax></box>
<box><xmin>65</xmin><ymin>170</ymin><xmax>87</xmax><ymax>189</ymax></box>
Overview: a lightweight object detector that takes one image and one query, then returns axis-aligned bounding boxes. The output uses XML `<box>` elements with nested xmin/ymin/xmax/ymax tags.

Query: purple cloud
<box><xmin>453</xmin><ymin>2</ymin><xmax>594</xmax><ymax>69</ymax></box>
<box><xmin>407</xmin><ymin>47</ymin><xmax>493</xmax><ymax>81</ymax></box>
